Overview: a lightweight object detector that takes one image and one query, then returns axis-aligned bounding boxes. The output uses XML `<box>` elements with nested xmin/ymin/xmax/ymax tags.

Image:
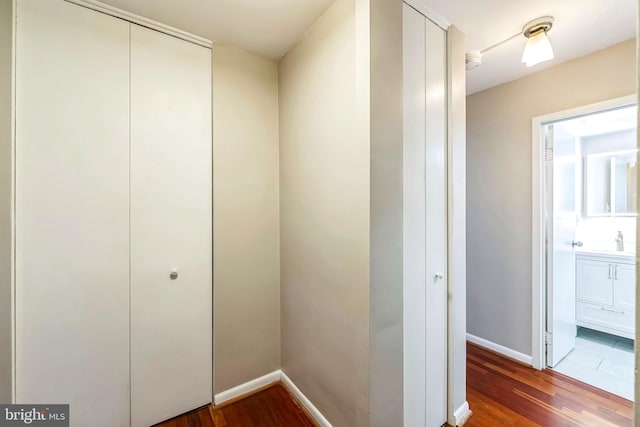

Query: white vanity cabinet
<box><xmin>576</xmin><ymin>252</ymin><xmax>635</xmax><ymax>339</ymax></box>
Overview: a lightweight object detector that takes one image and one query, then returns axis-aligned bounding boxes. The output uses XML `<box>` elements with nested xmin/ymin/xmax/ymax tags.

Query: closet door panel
<box><xmin>130</xmin><ymin>24</ymin><xmax>212</xmax><ymax>427</ymax></box>
<box><xmin>15</xmin><ymin>1</ymin><xmax>130</xmax><ymax>426</ymax></box>
<box><xmin>402</xmin><ymin>5</ymin><xmax>427</xmax><ymax>425</ymax></box>
<box><xmin>403</xmin><ymin>5</ymin><xmax>448</xmax><ymax>426</ymax></box>
<box><xmin>423</xmin><ymin>18</ymin><xmax>448</xmax><ymax>427</ymax></box>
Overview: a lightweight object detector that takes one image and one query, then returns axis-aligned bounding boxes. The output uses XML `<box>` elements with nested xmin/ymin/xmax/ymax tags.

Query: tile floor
<box><xmin>553</xmin><ymin>327</ymin><xmax>634</xmax><ymax>400</ymax></box>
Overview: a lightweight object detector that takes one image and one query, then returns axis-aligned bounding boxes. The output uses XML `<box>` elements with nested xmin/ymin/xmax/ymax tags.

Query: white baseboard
<box><xmin>466</xmin><ymin>333</ymin><xmax>533</xmax><ymax>366</ymax></box>
<box><xmin>214</xmin><ymin>370</ymin><xmax>281</xmax><ymax>405</ymax></box>
<box><xmin>453</xmin><ymin>401</ymin><xmax>471</xmax><ymax>426</ymax></box>
<box><xmin>281</xmin><ymin>370</ymin><xmax>332</xmax><ymax>427</ymax></box>
<box><xmin>214</xmin><ymin>370</ymin><xmax>332</xmax><ymax>427</ymax></box>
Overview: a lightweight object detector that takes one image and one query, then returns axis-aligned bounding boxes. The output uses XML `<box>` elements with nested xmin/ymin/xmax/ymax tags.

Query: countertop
<box><xmin>576</xmin><ymin>248</ymin><xmax>636</xmax><ymax>259</ymax></box>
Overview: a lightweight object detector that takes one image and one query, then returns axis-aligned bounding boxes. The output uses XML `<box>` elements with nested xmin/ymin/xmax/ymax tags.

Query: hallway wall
<box><xmin>467</xmin><ymin>39</ymin><xmax>637</xmax><ymax>356</ymax></box>
<box><xmin>278</xmin><ymin>0</ymin><xmax>371</xmax><ymax>425</ymax></box>
<box><xmin>212</xmin><ymin>45</ymin><xmax>281</xmax><ymax>393</ymax></box>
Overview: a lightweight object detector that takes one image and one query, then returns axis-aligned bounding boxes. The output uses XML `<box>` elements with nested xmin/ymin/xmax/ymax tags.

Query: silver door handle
<box><xmin>572</xmin><ymin>240</ymin><xmax>583</xmax><ymax>247</ymax></box>
<box><xmin>435</xmin><ymin>273</ymin><xmax>444</xmax><ymax>280</ymax></box>
<box><xmin>170</xmin><ymin>269</ymin><xmax>179</xmax><ymax>280</ymax></box>
<box><xmin>614</xmin><ymin>265</ymin><xmax>619</xmax><ymax>280</ymax></box>
<box><xmin>608</xmin><ymin>264</ymin><xmax>612</xmax><ymax>279</ymax></box>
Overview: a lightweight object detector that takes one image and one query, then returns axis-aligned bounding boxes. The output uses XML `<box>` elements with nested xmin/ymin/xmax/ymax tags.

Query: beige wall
<box><xmin>368</xmin><ymin>0</ymin><xmax>403</xmax><ymax>425</ymax></box>
<box><xmin>467</xmin><ymin>39</ymin><xmax>637</xmax><ymax>356</ymax></box>
<box><xmin>0</xmin><ymin>0</ymin><xmax>13</xmax><ymax>404</ymax></box>
<box><xmin>279</xmin><ymin>0</ymin><xmax>371</xmax><ymax>425</ymax></box>
<box><xmin>212</xmin><ymin>45</ymin><xmax>281</xmax><ymax>393</ymax></box>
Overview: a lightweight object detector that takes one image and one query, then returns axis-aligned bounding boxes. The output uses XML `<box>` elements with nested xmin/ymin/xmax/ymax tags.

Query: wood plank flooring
<box><xmin>155</xmin><ymin>343</ymin><xmax>634</xmax><ymax>426</ymax></box>
<box><xmin>465</xmin><ymin>342</ymin><xmax>634</xmax><ymax>427</ymax></box>
<box><xmin>154</xmin><ymin>383</ymin><xmax>315</xmax><ymax>427</ymax></box>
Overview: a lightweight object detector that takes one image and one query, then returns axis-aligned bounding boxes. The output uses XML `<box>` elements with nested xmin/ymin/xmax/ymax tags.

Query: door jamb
<box><xmin>531</xmin><ymin>94</ymin><xmax>637</xmax><ymax>370</ymax></box>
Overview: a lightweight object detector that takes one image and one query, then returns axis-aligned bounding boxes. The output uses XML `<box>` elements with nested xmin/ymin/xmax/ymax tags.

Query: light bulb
<box><xmin>522</xmin><ymin>31</ymin><xmax>554</xmax><ymax>67</ymax></box>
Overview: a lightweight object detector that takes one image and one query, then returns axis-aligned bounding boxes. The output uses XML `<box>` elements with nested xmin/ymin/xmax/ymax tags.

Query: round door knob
<box><xmin>435</xmin><ymin>273</ymin><xmax>444</xmax><ymax>280</ymax></box>
<box><xmin>170</xmin><ymin>269</ymin><xmax>178</xmax><ymax>280</ymax></box>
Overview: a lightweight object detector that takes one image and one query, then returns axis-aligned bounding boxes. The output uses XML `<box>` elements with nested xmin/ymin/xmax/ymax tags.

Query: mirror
<box><xmin>585</xmin><ymin>149</ymin><xmax>637</xmax><ymax>216</ymax></box>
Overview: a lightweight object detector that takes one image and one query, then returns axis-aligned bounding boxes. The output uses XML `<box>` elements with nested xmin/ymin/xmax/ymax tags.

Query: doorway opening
<box><xmin>532</xmin><ymin>96</ymin><xmax>637</xmax><ymax>400</ymax></box>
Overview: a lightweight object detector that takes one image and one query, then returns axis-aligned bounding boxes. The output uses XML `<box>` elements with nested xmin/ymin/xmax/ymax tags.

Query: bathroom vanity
<box><xmin>576</xmin><ymin>250</ymin><xmax>635</xmax><ymax>339</ymax></box>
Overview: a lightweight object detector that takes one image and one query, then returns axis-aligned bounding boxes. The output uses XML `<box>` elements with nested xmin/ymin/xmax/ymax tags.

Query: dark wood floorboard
<box><xmin>154</xmin><ymin>383</ymin><xmax>315</xmax><ymax>427</ymax></box>
<box><xmin>156</xmin><ymin>343</ymin><xmax>634</xmax><ymax>427</ymax></box>
<box><xmin>464</xmin><ymin>342</ymin><xmax>634</xmax><ymax>427</ymax></box>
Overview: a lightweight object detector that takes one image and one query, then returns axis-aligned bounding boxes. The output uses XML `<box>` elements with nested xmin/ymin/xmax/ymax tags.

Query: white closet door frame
<box><xmin>64</xmin><ymin>0</ymin><xmax>212</xmax><ymax>48</ymax></box>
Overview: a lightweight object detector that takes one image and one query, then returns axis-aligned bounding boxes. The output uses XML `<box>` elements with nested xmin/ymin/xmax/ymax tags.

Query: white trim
<box><xmin>531</xmin><ymin>114</ymin><xmax>545</xmax><ymax>370</ymax></box>
<box><xmin>453</xmin><ymin>401</ymin><xmax>471</xmax><ymax>426</ymax></box>
<box><xmin>531</xmin><ymin>94</ymin><xmax>637</xmax><ymax>371</ymax></box>
<box><xmin>64</xmin><ymin>0</ymin><xmax>212</xmax><ymax>48</ymax></box>
<box><xmin>213</xmin><ymin>370</ymin><xmax>332</xmax><ymax>427</ymax></box>
<box><xmin>402</xmin><ymin>0</ymin><xmax>451</xmax><ymax>31</ymax></box>
<box><xmin>446</xmin><ymin>24</ymin><xmax>467</xmax><ymax>427</ymax></box>
<box><xmin>213</xmin><ymin>370</ymin><xmax>280</xmax><ymax>405</ymax></box>
<box><xmin>466</xmin><ymin>333</ymin><xmax>533</xmax><ymax>366</ymax></box>
<box><xmin>281</xmin><ymin>370</ymin><xmax>332</xmax><ymax>427</ymax></box>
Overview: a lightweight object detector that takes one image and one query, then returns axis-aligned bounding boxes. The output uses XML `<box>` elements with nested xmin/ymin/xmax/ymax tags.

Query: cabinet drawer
<box><xmin>577</xmin><ymin>302</ymin><xmax>635</xmax><ymax>334</ymax></box>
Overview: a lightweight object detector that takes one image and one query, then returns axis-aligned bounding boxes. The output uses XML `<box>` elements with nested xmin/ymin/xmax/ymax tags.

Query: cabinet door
<box><xmin>130</xmin><ymin>24</ymin><xmax>212</xmax><ymax>427</ymax></box>
<box><xmin>576</xmin><ymin>259</ymin><xmax>614</xmax><ymax>306</ymax></box>
<box><xmin>614</xmin><ymin>263</ymin><xmax>636</xmax><ymax>313</ymax></box>
<box><xmin>16</xmin><ymin>1</ymin><xmax>130</xmax><ymax>426</ymax></box>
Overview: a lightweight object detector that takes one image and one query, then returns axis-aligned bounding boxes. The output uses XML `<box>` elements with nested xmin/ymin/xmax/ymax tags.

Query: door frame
<box><xmin>531</xmin><ymin>94</ymin><xmax>637</xmax><ymax>370</ymax></box>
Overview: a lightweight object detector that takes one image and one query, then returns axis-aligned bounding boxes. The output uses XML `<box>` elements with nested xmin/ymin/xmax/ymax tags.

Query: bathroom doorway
<box><xmin>532</xmin><ymin>96</ymin><xmax>637</xmax><ymax>400</ymax></box>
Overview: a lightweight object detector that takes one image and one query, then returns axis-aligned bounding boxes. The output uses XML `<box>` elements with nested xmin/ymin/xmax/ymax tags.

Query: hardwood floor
<box><xmin>156</xmin><ymin>343</ymin><xmax>634</xmax><ymax>427</ymax></box>
<box><xmin>465</xmin><ymin>342</ymin><xmax>634</xmax><ymax>427</ymax></box>
<box><xmin>154</xmin><ymin>383</ymin><xmax>315</xmax><ymax>427</ymax></box>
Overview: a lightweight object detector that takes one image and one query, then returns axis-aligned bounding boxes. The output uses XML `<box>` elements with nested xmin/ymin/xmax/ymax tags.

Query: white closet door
<box><xmin>15</xmin><ymin>1</ymin><xmax>130</xmax><ymax>426</ymax></box>
<box><xmin>403</xmin><ymin>4</ymin><xmax>448</xmax><ymax>426</ymax></box>
<box><xmin>130</xmin><ymin>24</ymin><xmax>212</xmax><ymax>427</ymax></box>
<box><xmin>423</xmin><ymin>17</ymin><xmax>448</xmax><ymax>427</ymax></box>
<box><xmin>403</xmin><ymin>5</ymin><xmax>428</xmax><ymax>425</ymax></box>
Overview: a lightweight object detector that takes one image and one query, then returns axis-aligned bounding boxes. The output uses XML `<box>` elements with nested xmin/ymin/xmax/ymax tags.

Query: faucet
<box><xmin>615</xmin><ymin>231</ymin><xmax>624</xmax><ymax>252</ymax></box>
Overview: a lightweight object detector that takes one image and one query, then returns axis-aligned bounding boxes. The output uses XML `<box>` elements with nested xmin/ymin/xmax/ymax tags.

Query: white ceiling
<box><xmin>420</xmin><ymin>0</ymin><xmax>637</xmax><ymax>94</ymax></box>
<box><xmin>98</xmin><ymin>0</ymin><xmax>636</xmax><ymax>94</ymax></box>
<box><xmin>98</xmin><ymin>0</ymin><xmax>335</xmax><ymax>61</ymax></box>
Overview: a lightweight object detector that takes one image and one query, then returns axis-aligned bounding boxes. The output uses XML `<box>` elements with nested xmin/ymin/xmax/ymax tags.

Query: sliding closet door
<box><xmin>130</xmin><ymin>24</ymin><xmax>212</xmax><ymax>427</ymax></box>
<box><xmin>15</xmin><ymin>1</ymin><xmax>130</xmax><ymax>426</ymax></box>
<box><xmin>403</xmin><ymin>3</ymin><xmax>448</xmax><ymax>426</ymax></box>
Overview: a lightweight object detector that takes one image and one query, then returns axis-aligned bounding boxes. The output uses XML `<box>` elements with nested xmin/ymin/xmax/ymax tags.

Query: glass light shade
<box><xmin>521</xmin><ymin>31</ymin><xmax>554</xmax><ymax>67</ymax></box>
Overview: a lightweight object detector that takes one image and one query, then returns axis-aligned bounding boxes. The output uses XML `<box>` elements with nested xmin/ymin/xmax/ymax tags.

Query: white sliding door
<box><xmin>130</xmin><ymin>24</ymin><xmax>212</xmax><ymax>427</ymax></box>
<box><xmin>15</xmin><ymin>1</ymin><xmax>131</xmax><ymax>426</ymax></box>
<box><xmin>403</xmin><ymin>3</ymin><xmax>448</xmax><ymax>426</ymax></box>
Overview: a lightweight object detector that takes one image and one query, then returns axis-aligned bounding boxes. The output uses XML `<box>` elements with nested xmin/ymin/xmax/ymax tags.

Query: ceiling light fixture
<box><xmin>465</xmin><ymin>15</ymin><xmax>555</xmax><ymax>71</ymax></box>
<box><xmin>521</xmin><ymin>16</ymin><xmax>554</xmax><ymax>67</ymax></box>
